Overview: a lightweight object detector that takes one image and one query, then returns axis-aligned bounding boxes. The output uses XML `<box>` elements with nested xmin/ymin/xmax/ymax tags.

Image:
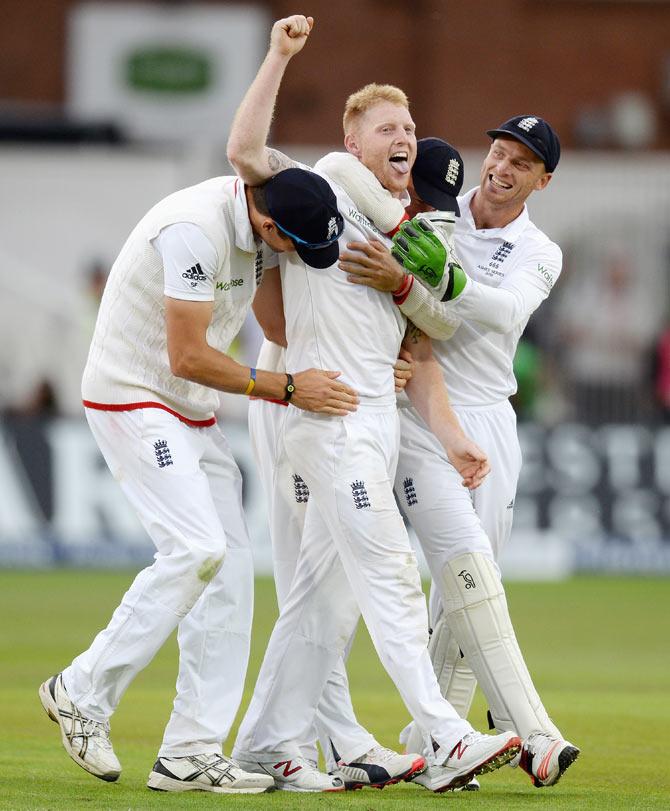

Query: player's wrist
<box><xmin>392</xmin><ymin>273</ymin><xmax>413</xmax><ymax>304</ymax></box>
<box><xmin>283</xmin><ymin>373</ymin><xmax>296</xmax><ymax>402</ymax></box>
<box><xmin>244</xmin><ymin>367</ymin><xmax>257</xmax><ymax>396</ymax></box>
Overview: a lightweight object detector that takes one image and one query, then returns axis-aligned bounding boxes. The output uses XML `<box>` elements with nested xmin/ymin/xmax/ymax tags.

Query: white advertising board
<box><xmin>67</xmin><ymin>2</ymin><xmax>268</xmax><ymax>143</ymax></box>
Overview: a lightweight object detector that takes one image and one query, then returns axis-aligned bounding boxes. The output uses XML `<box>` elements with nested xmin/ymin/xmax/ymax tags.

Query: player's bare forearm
<box><xmin>166</xmin><ymin>295</ymin><xmax>357</xmax><ymax>412</ymax></box>
<box><xmin>339</xmin><ymin>240</ymin><xmax>406</xmax><ymax>293</ymax></box>
<box><xmin>226</xmin><ymin>15</ymin><xmax>313</xmax><ymax>183</ymax></box>
<box><xmin>403</xmin><ymin>326</ymin><xmax>489</xmax><ymax>488</ymax></box>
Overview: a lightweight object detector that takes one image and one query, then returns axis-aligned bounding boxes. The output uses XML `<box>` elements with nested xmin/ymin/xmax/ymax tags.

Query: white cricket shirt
<box><xmin>408</xmin><ymin>187</ymin><xmax>562</xmax><ymax>407</ymax></box>
<box><xmin>82</xmin><ymin>177</ymin><xmax>269</xmax><ymax>424</ymax></box>
<box><xmin>281</xmin><ymin>163</ymin><xmax>405</xmax><ymax>406</ymax></box>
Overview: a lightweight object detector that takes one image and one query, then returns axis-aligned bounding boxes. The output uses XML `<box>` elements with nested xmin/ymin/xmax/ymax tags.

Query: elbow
<box><xmin>169</xmin><ymin>349</ymin><xmax>199</xmax><ymax>381</ymax></box>
<box><xmin>226</xmin><ymin>145</ymin><xmax>261</xmax><ymax>185</ymax></box>
<box><xmin>263</xmin><ymin>325</ymin><xmax>287</xmax><ymax>348</ymax></box>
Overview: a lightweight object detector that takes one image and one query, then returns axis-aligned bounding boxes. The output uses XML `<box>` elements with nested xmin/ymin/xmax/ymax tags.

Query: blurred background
<box><xmin>1</xmin><ymin>0</ymin><xmax>670</xmax><ymax>577</ymax></box>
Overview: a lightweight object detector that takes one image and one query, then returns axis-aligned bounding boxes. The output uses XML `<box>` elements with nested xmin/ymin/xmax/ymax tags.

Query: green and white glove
<box><xmin>391</xmin><ymin>211</ymin><xmax>469</xmax><ymax>302</ymax></box>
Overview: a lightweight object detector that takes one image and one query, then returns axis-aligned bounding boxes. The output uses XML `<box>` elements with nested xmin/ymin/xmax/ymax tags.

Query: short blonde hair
<box><xmin>343</xmin><ymin>83</ymin><xmax>409</xmax><ymax>135</ymax></box>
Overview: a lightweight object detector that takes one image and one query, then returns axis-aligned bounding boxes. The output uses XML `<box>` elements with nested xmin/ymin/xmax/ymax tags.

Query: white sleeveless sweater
<box><xmin>82</xmin><ymin>177</ymin><xmax>261</xmax><ymax>423</ymax></box>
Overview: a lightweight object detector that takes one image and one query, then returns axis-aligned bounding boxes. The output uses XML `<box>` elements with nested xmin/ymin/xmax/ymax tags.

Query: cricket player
<box><xmin>225</xmin><ymin>14</ymin><xmax>521</xmax><ymax>794</ymax></box>
<box><xmin>337</xmin><ymin>116</ymin><xmax>581</xmax><ymax>789</ymax></box>
<box><xmin>246</xmin><ymin>137</ymin><xmax>466</xmax><ymax>791</ymax></box>
<box><xmin>38</xmin><ymin>166</ymin><xmax>360</xmax><ymax>794</ymax></box>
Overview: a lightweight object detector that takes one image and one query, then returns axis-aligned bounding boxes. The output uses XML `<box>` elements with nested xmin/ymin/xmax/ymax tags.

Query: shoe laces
<box><xmin>81</xmin><ymin>717</ymin><xmax>111</xmax><ymax>742</ymax></box>
<box><xmin>459</xmin><ymin>731</ymin><xmax>484</xmax><ymax>747</ymax></box>
<box><xmin>364</xmin><ymin>745</ymin><xmax>398</xmax><ymax>765</ymax></box>
<box><xmin>526</xmin><ymin>731</ymin><xmax>558</xmax><ymax>755</ymax></box>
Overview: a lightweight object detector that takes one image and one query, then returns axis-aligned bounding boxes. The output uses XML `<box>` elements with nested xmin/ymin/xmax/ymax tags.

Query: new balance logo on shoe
<box><xmin>154</xmin><ymin>440</ymin><xmax>173</xmax><ymax>468</ymax></box>
<box><xmin>450</xmin><ymin>740</ymin><xmax>469</xmax><ymax>760</ymax></box>
<box><xmin>274</xmin><ymin>760</ymin><xmax>302</xmax><ymax>778</ymax></box>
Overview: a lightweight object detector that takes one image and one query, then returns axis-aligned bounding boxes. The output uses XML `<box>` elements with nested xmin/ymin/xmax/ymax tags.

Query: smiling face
<box><xmin>478</xmin><ymin>137</ymin><xmax>551</xmax><ymax>214</ymax></box>
<box><xmin>344</xmin><ymin>101</ymin><xmax>417</xmax><ymax>196</ymax></box>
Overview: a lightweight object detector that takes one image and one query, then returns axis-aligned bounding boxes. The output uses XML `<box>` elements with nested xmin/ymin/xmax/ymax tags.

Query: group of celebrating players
<box><xmin>38</xmin><ymin>14</ymin><xmax>579</xmax><ymax>796</ymax></box>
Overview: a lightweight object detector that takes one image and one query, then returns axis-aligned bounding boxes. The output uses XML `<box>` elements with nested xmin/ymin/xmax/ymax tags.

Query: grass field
<box><xmin>1</xmin><ymin>572</ymin><xmax>669</xmax><ymax>810</ymax></box>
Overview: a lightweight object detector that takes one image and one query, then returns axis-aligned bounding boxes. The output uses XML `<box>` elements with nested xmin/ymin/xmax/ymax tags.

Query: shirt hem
<box><xmin>82</xmin><ymin>400</ymin><xmax>216</xmax><ymax>427</ymax></box>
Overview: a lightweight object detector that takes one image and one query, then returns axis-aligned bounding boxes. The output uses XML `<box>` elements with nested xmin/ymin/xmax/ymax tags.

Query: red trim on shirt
<box><xmin>249</xmin><ymin>396</ymin><xmax>289</xmax><ymax>407</ymax></box>
<box><xmin>386</xmin><ymin>212</ymin><xmax>410</xmax><ymax>238</ymax></box>
<box><xmin>82</xmin><ymin>400</ymin><xmax>216</xmax><ymax>427</ymax></box>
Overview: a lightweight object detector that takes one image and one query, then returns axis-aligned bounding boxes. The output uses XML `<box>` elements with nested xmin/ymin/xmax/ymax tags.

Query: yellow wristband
<box><xmin>244</xmin><ymin>367</ymin><xmax>257</xmax><ymax>395</ymax></box>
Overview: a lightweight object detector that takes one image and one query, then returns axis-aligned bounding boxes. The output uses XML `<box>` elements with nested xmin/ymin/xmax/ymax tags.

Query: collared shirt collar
<box><xmin>457</xmin><ymin>186</ymin><xmax>529</xmax><ymax>243</ymax></box>
<box><xmin>233</xmin><ymin>178</ymin><xmax>260</xmax><ymax>253</ymax></box>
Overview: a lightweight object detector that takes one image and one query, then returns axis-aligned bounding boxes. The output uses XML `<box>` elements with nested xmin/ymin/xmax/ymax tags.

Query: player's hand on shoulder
<box><xmin>292</xmin><ymin>368</ymin><xmax>359</xmax><ymax>416</ymax></box>
<box><xmin>271</xmin><ymin>14</ymin><xmax>314</xmax><ymax>58</ymax></box>
<box><xmin>339</xmin><ymin>240</ymin><xmax>405</xmax><ymax>293</ymax></box>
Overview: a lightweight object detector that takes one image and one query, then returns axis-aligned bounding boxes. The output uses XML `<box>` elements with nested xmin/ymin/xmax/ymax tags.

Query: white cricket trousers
<box><xmin>396</xmin><ymin>400</ymin><xmax>522</xmax><ymax>579</ymax></box>
<box><xmin>247</xmin><ymin>398</ymin><xmax>376</xmax><ymax>764</ymax></box>
<box><xmin>62</xmin><ymin>407</ymin><xmax>254</xmax><ymax>757</ymax></box>
<box><xmin>233</xmin><ymin>405</ymin><xmax>472</xmax><ymax>760</ymax></box>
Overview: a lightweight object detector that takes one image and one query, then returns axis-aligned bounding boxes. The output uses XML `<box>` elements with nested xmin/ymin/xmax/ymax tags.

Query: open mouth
<box><xmin>389</xmin><ymin>151</ymin><xmax>410</xmax><ymax>174</ymax></box>
<box><xmin>489</xmin><ymin>174</ymin><xmax>512</xmax><ymax>190</ymax></box>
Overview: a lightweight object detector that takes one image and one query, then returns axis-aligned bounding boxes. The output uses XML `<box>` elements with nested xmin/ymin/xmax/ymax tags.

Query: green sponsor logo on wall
<box><xmin>126</xmin><ymin>47</ymin><xmax>212</xmax><ymax>93</ymax></box>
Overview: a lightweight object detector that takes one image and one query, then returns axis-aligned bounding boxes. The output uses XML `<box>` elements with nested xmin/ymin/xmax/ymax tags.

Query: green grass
<box><xmin>1</xmin><ymin>572</ymin><xmax>669</xmax><ymax>809</ymax></box>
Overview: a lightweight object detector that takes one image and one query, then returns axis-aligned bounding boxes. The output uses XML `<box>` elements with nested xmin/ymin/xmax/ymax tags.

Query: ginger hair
<box><xmin>343</xmin><ymin>84</ymin><xmax>409</xmax><ymax>135</ymax></box>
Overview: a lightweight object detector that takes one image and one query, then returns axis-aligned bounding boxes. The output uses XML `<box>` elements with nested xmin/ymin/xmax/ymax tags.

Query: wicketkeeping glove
<box><xmin>391</xmin><ymin>211</ymin><xmax>469</xmax><ymax>302</ymax></box>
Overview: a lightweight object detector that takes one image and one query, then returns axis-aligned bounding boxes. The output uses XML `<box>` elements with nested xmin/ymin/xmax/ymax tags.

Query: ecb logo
<box><xmin>518</xmin><ymin>117</ymin><xmax>539</xmax><ymax>132</ymax></box>
<box><xmin>444</xmin><ymin>159</ymin><xmax>460</xmax><ymax>187</ymax></box>
<box><xmin>326</xmin><ymin>217</ymin><xmax>339</xmax><ymax>240</ymax></box>
<box><xmin>458</xmin><ymin>570</ymin><xmax>476</xmax><ymax>589</ymax></box>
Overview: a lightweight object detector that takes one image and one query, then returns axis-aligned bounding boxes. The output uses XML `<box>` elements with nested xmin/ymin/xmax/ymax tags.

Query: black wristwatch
<box><xmin>284</xmin><ymin>373</ymin><xmax>295</xmax><ymax>402</ymax></box>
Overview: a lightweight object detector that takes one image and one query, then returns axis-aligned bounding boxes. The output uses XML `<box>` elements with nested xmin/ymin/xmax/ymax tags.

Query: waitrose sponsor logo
<box><xmin>126</xmin><ymin>47</ymin><xmax>212</xmax><ymax>93</ymax></box>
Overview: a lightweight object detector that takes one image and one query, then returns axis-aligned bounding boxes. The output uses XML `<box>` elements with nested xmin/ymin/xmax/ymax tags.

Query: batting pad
<box><xmin>440</xmin><ymin>552</ymin><xmax>561</xmax><ymax>740</ymax></box>
<box><xmin>400</xmin><ymin>614</ymin><xmax>477</xmax><ymax>757</ymax></box>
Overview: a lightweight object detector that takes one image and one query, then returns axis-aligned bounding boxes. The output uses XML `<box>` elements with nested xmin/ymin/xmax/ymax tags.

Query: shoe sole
<box><xmin>38</xmin><ymin>678</ymin><xmax>120</xmax><ymax>783</ymax></box>
<box><xmin>434</xmin><ymin>736</ymin><xmax>522</xmax><ymax>793</ymax></box>
<box><xmin>532</xmin><ymin>745</ymin><xmax>581</xmax><ymax>788</ymax></box>
<box><xmin>147</xmin><ymin>772</ymin><xmax>274</xmax><ymax>794</ymax></box>
<box><xmin>276</xmin><ymin>783</ymin><xmax>346</xmax><ymax>793</ymax></box>
<box><xmin>342</xmin><ymin>756</ymin><xmax>426</xmax><ymax>790</ymax></box>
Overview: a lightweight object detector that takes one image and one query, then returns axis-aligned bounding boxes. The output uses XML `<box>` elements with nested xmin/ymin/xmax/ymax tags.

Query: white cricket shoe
<box><xmin>38</xmin><ymin>673</ymin><xmax>121</xmax><ymax>782</ymax></box>
<box><xmin>516</xmin><ymin>732</ymin><xmax>580</xmax><ymax>787</ymax></box>
<box><xmin>333</xmin><ymin>745</ymin><xmax>425</xmax><ymax>789</ymax></box>
<box><xmin>235</xmin><ymin>754</ymin><xmax>345</xmax><ymax>792</ymax></box>
<box><xmin>411</xmin><ymin>730</ymin><xmax>521</xmax><ymax>792</ymax></box>
<box><xmin>147</xmin><ymin>753</ymin><xmax>274</xmax><ymax>794</ymax></box>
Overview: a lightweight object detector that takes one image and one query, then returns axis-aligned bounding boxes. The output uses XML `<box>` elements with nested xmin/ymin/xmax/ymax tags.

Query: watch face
<box><xmin>287</xmin><ymin>384</ymin><xmax>295</xmax><ymax>393</ymax></box>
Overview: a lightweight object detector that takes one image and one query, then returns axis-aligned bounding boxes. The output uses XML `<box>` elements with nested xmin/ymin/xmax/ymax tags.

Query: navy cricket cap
<box><xmin>411</xmin><ymin>137</ymin><xmax>464</xmax><ymax>215</ymax></box>
<box><xmin>486</xmin><ymin>115</ymin><xmax>560</xmax><ymax>173</ymax></box>
<box><xmin>264</xmin><ymin>168</ymin><xmax>344</xmax><ymax>269</ymax></box>
<box><xmin>412</xmin><ymin>138</ymin><xmax>464</xmax><ymax>214</ymax></box>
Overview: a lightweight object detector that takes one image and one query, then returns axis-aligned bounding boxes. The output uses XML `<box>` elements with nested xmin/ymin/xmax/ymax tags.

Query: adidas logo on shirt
<box><xmin>182</xmin><ymin>263</ymin><xmax>207</xmax><ymax>287</ymax></box>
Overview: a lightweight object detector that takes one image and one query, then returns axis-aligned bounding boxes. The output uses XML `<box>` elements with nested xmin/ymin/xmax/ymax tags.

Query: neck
<box><xmin>470</xmin><ymin>191</ymin><xmax>523</xmax><ymax>230</ymax></box>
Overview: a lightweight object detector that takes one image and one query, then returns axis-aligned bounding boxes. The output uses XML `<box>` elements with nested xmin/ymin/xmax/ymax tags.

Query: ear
<box><xmin>534</xmin><ymin>172</ymin><xmax>552</xmax><ymax>192</ymax></box>
<box><xmin>260</xmin><ymin>217</ymin><xmax>278</xmax><ymax>237</ymax></box>
<box><xmin>344</xmin><ymin>132</ymin><xmax>361</xmax><ymax>158</ymax></box>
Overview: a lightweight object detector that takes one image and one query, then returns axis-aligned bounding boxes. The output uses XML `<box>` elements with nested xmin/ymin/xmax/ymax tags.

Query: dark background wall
<box><xmin>2</xmin><ymin>0</ymin><xmax>670</xmax><ymax>150</ymax></box>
